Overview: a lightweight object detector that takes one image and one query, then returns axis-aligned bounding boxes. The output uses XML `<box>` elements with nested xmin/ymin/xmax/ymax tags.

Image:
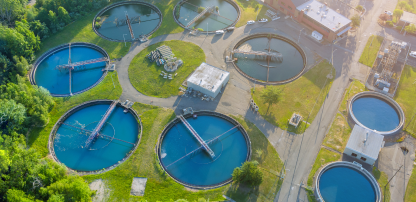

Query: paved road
<box><xmin>112</xmin><ymin>0</ymin><xmax>415</xmax><ymax>200</ymax></box>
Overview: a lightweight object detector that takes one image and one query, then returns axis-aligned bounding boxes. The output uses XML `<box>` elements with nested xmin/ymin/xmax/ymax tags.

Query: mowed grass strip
<box><xmin>307</xmin><ymin>148</ymin><xmax>341</xmax><ymax>186</ymax></box>
<box><xmin>373</xmin><ymin>167</ymin><xmax>391</xmax><ymax>202</ymax></box>
<box><xmin>147</xmin><ymin>0</ymin><xmax>185</xmax><ymax>39</ymax></box>
<box><xmin>338</xmin><ymin>80</ymin><xmax>366</xmax><ymax>116</ymax></box>
<box><xmin>235</xmin><ymin>0</ymin><xmax>263</xmax><ymax>27</ymax></box>
<box><xmin>227</xmin><ymin>115</ymin><xmax>284</xmax><ymax>202</ymax></box>
<box><xmin>128</xmin><ymin>40</ymin><xmax>205</xmax><ymax>98</ymax></box>
<box><xmin>322</xmin><ymin>113</ymin><xmax>351</xmax><ymax>152</ymax></box>
<box><xmin>395</xmin><ymin>65</ymin><xmax>416</xmax><ymax>137</ymax></box>
<box><xmin>359</xmin><ymin>35</ymin><xmax>384</xmax><ymax>67</ymax></box>
<box><xmin>37</xmin><ymin>10</ymin><xmax>130</xmax><ymax>59</ymax></box>
<box><xmin>28</xmin><ymin>72</ymin><xmax>123</xmax><ymax>156</ymax></box>
<box><xmin>252</xmin><ymin>60</ymin><xmax>335</xmax><ymax>134</ymax></box>
<box><xmin>405</xmin><ymin>159</ymin><xmax>416</xmax><ymax>202</ymax></box>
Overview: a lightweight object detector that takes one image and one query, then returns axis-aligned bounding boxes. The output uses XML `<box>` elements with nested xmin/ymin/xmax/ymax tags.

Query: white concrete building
<box><xmin>344</xmin><ymin>125</ymin><xmax>385</xmax><ymax>165</ymax></box>
<box><xmin>186</xmin><ymin>63</ymin><xmax>230</xmax><ymax>98</ymax></box>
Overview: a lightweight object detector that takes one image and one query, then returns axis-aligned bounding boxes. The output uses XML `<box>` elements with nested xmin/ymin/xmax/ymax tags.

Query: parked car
<box><xmin>409</xmin><ymin>51</ymin><xmax>416</xmax><ymax>58</ymax></box>
<box><xmin>215</xmin><ymin>30</ymin><xmax>224</xmax><ymax>34</ymax></box>
<box><xmin>247</xmin><ymin>20</ymin><xmax>255</xmax><ymax>25</ymax></box>
<box><xmin>385</xmin><ymin>11</ymin><xmax>393</xmax><ymax>16</ymax></box>
<box><xmin>259</xmin><ymin>18</ymin><xmax>268</xmax><ymax>23</ymax></box>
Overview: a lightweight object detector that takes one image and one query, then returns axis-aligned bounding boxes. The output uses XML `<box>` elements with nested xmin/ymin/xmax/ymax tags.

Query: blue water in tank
<box><xmin>319</xmin><ymin>166</ymin><xmax>376</xmax><ymax>202</ymax></box>
<box><xmin>352</xmin><ymin>97</ymin><xmax>400</xmax><ymax>132</ymax></box>
<box><xmin>53</xmin><ymin>104</ymin><xmax>139</xmax><ymax>171</ymax></box>
<box><xmin>160</xmin><ymin>115</ymin><xmax>249</xmax><ymax>187</ymax></box>
<box><xmin>35</xmin><ymin>46</ymin><xmax>106</xmax><ymax>95</ymax></box>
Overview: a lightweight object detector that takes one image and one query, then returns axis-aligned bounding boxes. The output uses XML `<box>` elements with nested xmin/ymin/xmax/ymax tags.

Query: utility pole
<box><xmin>298</xmin><ymin>28</ymin><xmax>304</xmax><ymax>43</ymax></box>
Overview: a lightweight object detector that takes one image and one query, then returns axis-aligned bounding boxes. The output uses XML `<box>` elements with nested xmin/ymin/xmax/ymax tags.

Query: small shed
<box><xmin>399</xmin><ymin>11</ymin><xmax>416</xmax><ymax>27</ymax></box>
<box><xmin>344</xmin><ymin>125</ymin><xmax>385</xmax><ymax>165</ymax></box>
<box><xmin>186</xmin><ymin>63</ymin><xmax>230</xmax><ymax>98</ymax></box>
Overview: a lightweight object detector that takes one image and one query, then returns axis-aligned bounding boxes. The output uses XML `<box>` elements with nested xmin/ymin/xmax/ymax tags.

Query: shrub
<box><xmin>197</xmin><ymin>7</ymin><xmax>205</xmax><ymax>13</ymax></box>
<box><xmin>386</xmin><ymin>21</ymin><xmax>393</xmax><ymax>26</ymax></box>
<box><xmin>232</xmin><ymin>161</ymin><xmax>263</xmax><ymax>186</ymax></box>
<box><xmin>197</xmin><ymin>28</ymin><xmax>204</xmax><ymax>31</ymax></box>
<box><xmin>351</xmin><ymin>14</ymin><xmax>361</xmax><ymax>27</ymax></box>
<box><xmin>396</xmin><ymin>26</ymin><xmax>403</xmax><ymax>31</ymax></box>
<box><xmin>356</xmin><ymin>5</ymin><xmax>364</xmax><ymax>12</ymax></box>
<box><xmin>96</xmin><ymin>17</ymin><xmax>101</xmax><ymax>22</ymax></box>
<box><xmin>95</xmin><ymin>23</ymin><xmax>101</xmax><ymax>29</ymax></box>
<box><xmin>216</xmin><ymin>6</ymin><xmax>219</xmax><ymax>11</ymax></box>
<box><xmin>255</xmin><ymin>4</ymin><xmax>260</xmax><ymax>11</ymax></box>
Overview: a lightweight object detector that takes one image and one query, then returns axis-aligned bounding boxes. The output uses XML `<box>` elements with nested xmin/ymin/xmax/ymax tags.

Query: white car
<box><xmin>215</xmin><ymin>30</ymin><xmax>224</xmax><ymax>34</ymax></box>
<box><xmin>409</xmin><ymin>51</ymin><xmax>416</xmax><ymax>58</ymax></box>
<box><xmin>385</xmin><ymin>11</ymin><xmax>393</xmax><ymax>16</ymax></box>
<box><xmin>259</xmin><ymin>18</ymin><xmax>268</xmax><ymax>23</ymax></box>
<box><xmin>247</xmin><ymin>20</ymin><xmax>255</xmax><ymax>25</ymax></box>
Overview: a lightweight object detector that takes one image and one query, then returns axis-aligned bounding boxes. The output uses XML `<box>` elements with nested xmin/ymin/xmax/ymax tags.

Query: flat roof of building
<box><xmin>400</xmin><ymin>11</ymin><xmax>416</xmax><ymax>24</ymax></box>
<box><xmin>292</xmin><ymin>0</ymin><xmax>309</xmax><ymax>7</ymax></box>
<box><xmin>297</xmin><ymin>0</ymin><xmax>351</xmax><ymax>32</ymax></box>
<box><xmin>346</xmin><ymin>125</ymin><xmax>384</xmax><ymax>160</ymax></box>
<box><xmin>187</xmin><ymin>63</ymin><xmax>229</xmax><ymax>93</ymax></box>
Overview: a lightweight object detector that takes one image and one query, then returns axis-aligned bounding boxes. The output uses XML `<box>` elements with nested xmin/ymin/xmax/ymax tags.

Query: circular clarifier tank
<box><xmin>50</xmin><ymin>100</ymin><xmax>141</xmax><ymax>172</ymax></box>
<box><xmin>157</xmin><ymin>111</ymin><xmax>251</xmax><ymax>188</ymax></box>
<box><xmin>315</xmin><ymin>162</ymin><xmax>381</xmax><ymax>202</ymax></box>
<box><xmin>93</xmin><ymin>1</ymin><xmax>162</xmax><ymax>41</ymax></box>
<box><xmin>348</xmin><ymin>91</ymin><xmax>404</xmax><ymax>135</ymax></box>
<box><xmin>232</xmin><ymin>34</ymin><xmax>306</xmax><ymax>84</ymax></box>
<box><xmin>174</xmin><ymin>0</ymin><xmax>240</xmax><ymax>32</ymax></box>
<box><xmin>30</xmin><ymin>43</ymin><xmax>109</xmax><ymax>97</ymax></box>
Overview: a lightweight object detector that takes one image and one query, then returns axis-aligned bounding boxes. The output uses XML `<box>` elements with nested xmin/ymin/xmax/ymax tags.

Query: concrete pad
<box><xmin>130</xmin><ymin>177</ymin><xmax>148</xmax><ymax>196</ymax></box>
<box><xmin>89</xmin><ymin>179</ymin><xmax>109</xmax><ymax>202</ymax></box>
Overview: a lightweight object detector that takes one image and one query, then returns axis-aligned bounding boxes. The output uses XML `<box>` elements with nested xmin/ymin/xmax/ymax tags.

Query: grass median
<box><xmin>358</xmin><ymin>35</ymin><xmax>384</xmax><ymax>67</ymax></box>
<box><xmin>395</xmin><ymin>65</ymin><xmax>416</xmax><ymax>138</ymax></box>
<box><xmin>128</xmin><ymin>40</ymin><xmax>205</xmax><ymax>98</ymax></box>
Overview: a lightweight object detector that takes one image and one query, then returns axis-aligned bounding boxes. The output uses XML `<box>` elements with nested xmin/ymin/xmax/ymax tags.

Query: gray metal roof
<box><xmin>345</xmin><ymin>125</ymin><xmax>384</xmax><ymax>160</ymax></box>
<box><xmin>297</xmin><ymin>0</ymin><xmax>352</xmax><ymax>32</ymax></box>
<box><xmin>187</xmin><ymin>63</ymin><xmax>229</xmax><ymax>93</ymax></box>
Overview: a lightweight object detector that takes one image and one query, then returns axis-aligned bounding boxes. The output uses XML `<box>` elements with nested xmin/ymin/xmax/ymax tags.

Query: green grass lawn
<box><xmin>252</xmin><ymin>60</ymin><xmax>335</xmax><ymax>134</ymax></box>
<box><xmin>82</xmin><ymin>107</ymin><xmax>283</xmax><ymax>201</ymax></box>
<box><xmin>128</xmin><ymin>40</ymin><xmax>205</xmax><ymax>98</ymax></box>
<box><xmin>37</xmin><ymin>10</ymin><xmax>130</xmax><ymax>59</ymax></box>
<box><xmin>358</xmin><ymin>35</ymin><xmax>384</xmax><ymax>67</ymax></box>
<box><xmin>235</xmin><ymin>0</ymin><xmax>263</xmax><ymax>27</ymax></box>
<box><xmin>146</xmin><ymin>0</ymin><xmax>185</xmax><ymax>39</ymax></box>
<box><xmin>405</xmin><ymin>160</ymin><xmax>416</xmax><ymax>202</ymax></box>
<box><xmin>322</xmin><ymin>113</ymin><xmax>351</xmax><ymax>152</ymax></box>
<box><xmin>28</xmin><ymin>72</ymin><xmax>122</xmax><ymax>156</ymax></box>
<box><xmin>307</xmin><ymin>148</ymin><xmax>341</xmax><ymax>186</ymax></box>
<box><xmin>395</xmin><ymin>65</ymin><xmax>416</xmax><ymax>138</ymax></box>
<box><xmin>373</xmin><ymin>167</ymin><xmax>391</xmax><ymax>202</ymax></box>
<box><xmin>338</xmin><ymin>80</ymin><xmax>366</xmax><ymax>116</ymax></box>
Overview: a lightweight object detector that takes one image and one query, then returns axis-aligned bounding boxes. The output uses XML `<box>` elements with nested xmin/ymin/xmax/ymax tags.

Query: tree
<box><xmin>0</xmin><ymin>99</ymin><xmax>26</xmax><ymax>133</ymax></box>
<box><xmin>0</xmin><ymin>149</ymin><xmax>10</xmax><ymax>172</ymax></box>
<box><xmin>260</xmin><ymin>86</ymin><xmax>283</xmax><ymax>114</ymax></box>
<box><xmin>0</xmin><ymin>21</ymin><xmax>40</xmax><ymax>60</ymax></box>
<box><xmin>394</xmin><ymin>9</ymin><xmax>404</xmax><ymax>21</ymax></box>
<box><xmin>405</xmin><ymin>24</ymin><xmax>416</xmax><ymax>34</ymax></box>
<box><xmin>29</xmin><ymin>20</ymin><xmax>50</xmax><ymax>40</ymax></box>
<box><xmin>232</xmin><ymin>161</ymin><xmax>263</xmax><ymax>186</ymax></box>
<box><xmin>39</xmin><ymin>175</ymin><xmax>93</xmax><ymax>201</ymax></box>
<box><xmin>398</xmin><ymin>1</ymin><xmax>409</xmax><ymax>9</ymax></box>
<box><xmin>351</xmin><ymin>14</ymin><xmax>361</xmax><ymax>27</ymax></box>
<box><xmin>6</xmin><ymin>189</ymin><xmax>35</xmax><ymax>202</ymax></box>
<box><xmin>379</xmin><ymin>13</ymin><xmax>390</xmax><ymax>21</ymax></box>
<box><xmin>356</xmin><ymin>5</ymin><xmax>363</xmax><ymax>12</ymax></box>
<box><xmin>57</xmin><ymin>6</ymin><xmax>70</xmax><ymax>24</ymax></box>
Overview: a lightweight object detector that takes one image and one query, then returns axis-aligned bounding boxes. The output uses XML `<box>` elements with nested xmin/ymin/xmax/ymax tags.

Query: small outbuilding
<box><xmin>399</xmin><ymin>11</ymin><xmax>416</xmax><ymax>27</ymax></box>
<box><xmin>186</xmin><ymin>63</ymin><xmax>230</xmax><ymax>98</ymax></box>
<box><xmin>343</xmin><ymin>125</ymin><xmax>385</xmax><ymax>165</ymax></box>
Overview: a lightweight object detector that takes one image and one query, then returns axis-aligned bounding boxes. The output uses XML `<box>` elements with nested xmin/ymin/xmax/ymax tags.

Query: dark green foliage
<box><xmin>0</xmin><ymin>76</ymin><xmax>55</xmax><ymax>130</ymax></box>
<box><xmin>232</xmin><ymin>161</ymin><xmax>263</xmax><ymax>186</ymax></box>
<box><xmin>95</xmin><ymin>23</ymin><xmax>101</xmax><ymax>29</ymax></box>
<box><xmin>0</xmin><ymin>99</ymin><xmax>27</xmax><ymax>133</ymax></box>
<box><xmin>39</xmin><ymin>175</ymin><xmax>93</xmax><ymax>201</ymax></box>
<box><xmin>351</xmin><ymin>14</ymin><xmax>361</xmax><ymax>27</ymax></box>
<box><xmin>29</xmin><ymin>20</ymin><xmax>50</xmax><ymax>40</ymax></box>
